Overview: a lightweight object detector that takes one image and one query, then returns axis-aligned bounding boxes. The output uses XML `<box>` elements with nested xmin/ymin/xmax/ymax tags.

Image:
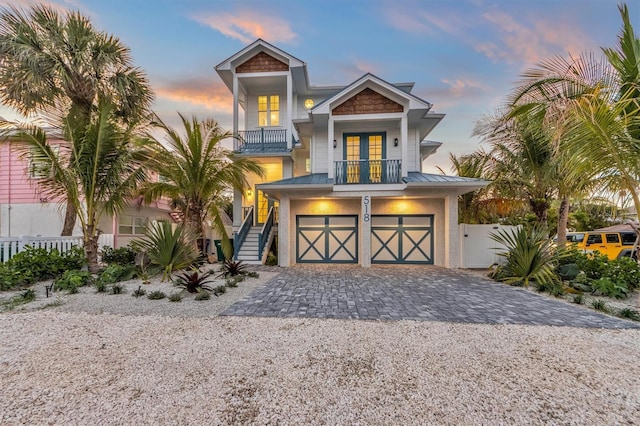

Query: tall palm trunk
<box><xmin>61</xmin><ymin>199</ymin><xmax>77</xmax><ymax>236</ymax></box>
<box><xmin>556</xmin><ymin>196</ymin><xmax>570</xmax><ymax>249</ymax></box>
<box><xmin>84</xmin><ymin>223</ymin><xmax>100</xmax><ymax>273</ymax></box>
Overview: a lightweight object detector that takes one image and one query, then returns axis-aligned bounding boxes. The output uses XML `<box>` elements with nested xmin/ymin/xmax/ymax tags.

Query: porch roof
<box><xmin>256</xmin><ymin>172</ymin><xmax>489</xmax><ymax>194</ymax></box>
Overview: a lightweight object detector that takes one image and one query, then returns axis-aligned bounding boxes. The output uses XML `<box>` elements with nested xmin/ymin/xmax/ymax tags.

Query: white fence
<box><xmin>459</xmin><ymin>224</ymin><xmax>520</xmax><ymax>269</ymax></box>
<box><xmin>0</xmin><ymin>236</ymin><xmax>84</xmax><ymax>263</ymax></box>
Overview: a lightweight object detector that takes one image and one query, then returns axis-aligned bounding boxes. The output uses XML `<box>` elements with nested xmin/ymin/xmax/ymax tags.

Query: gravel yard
<box><xmin>1</xmin><ymin>267</ymin><xmax>639</xmax><ymax>424</ymax></box>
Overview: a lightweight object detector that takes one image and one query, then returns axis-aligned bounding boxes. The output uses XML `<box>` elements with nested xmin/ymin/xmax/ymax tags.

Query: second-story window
<box><xmin>258</xmin><ymin>95</ymin><xmax>279</xmax><ymax>126</ymax></box>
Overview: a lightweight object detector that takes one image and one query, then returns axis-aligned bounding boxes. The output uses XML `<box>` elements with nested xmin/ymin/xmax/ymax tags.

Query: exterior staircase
<box><xmin>236</xmin><ymin>226</ymin><xmax>263</xmax><ymax>264</ymax></box>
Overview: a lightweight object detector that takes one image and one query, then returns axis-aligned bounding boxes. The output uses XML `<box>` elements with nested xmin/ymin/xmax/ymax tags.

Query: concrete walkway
<box><xmin>221</xmin><ymin>265</ymin><xmax>639</xmax><ymax>329</ymax></box>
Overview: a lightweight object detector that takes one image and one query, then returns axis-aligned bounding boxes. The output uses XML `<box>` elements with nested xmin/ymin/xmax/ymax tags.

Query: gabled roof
<box><xmin>215</xmin><ymin>39</ymin><xmax>307</xmax><ymax>92</ymax></box>
<box><xmin>312</xmin><ymin>73</ymin><xmax>432</xmax><ymax>115</ymax></box>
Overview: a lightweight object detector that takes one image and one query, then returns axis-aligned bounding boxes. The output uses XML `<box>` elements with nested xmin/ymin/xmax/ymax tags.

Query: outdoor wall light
<box><xmin>394</xmin><ymin>137</ymin><xmax>399</xmax><ymax>147</ymax></box>
<box><xmin>246</xmin><ymin>189</ymin><xmax>253</xmax><ymax>198</ymax></box>
<box><xmin>333</xmin><ymin>139</ymin><xmax>337</xmax><ymax>148</ymax></box>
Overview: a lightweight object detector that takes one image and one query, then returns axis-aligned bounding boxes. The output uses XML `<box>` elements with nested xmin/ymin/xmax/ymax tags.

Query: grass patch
<box><xmin>168</xmin><ymin>292</ymin><xmax>183</xmax><ymax>302</ymax></box>
<box><xmin>194</xmin><ymin>292</ymin><xmax>210</xmax><ymax>301</ymax></box>
<box><xmin>147</xmin><ymin>290</ymin><xmax>166</xmax><ymax>300</ymax></box>
<box><xmin>591</xmin><ymin>299</ymin><xmax>608</xmax><ymax>312</ymax></box>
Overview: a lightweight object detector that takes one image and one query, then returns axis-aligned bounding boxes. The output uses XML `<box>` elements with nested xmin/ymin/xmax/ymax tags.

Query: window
<box><xmin>29</xmin><ymin>146</ymin><xmax>59</xmax><ymax>179</ymax></box>
<box><xmin>586</xmin><ymin>234</ymin><xmax>602</xmax><ymax>245</ymax></box>
<box><xmin>258</xmin><ymin>95</ymin><xmax>279</xmax><ymax>126</ymax></box>
<box><xmin>118</xmin><ymin>216</ymin><xmax>147</xmax><ymax>235</ymax></box>
<box><xmin>606</xmin><ymin>234</ymin><xmax>620</xmax><ymax>244</ymax></box>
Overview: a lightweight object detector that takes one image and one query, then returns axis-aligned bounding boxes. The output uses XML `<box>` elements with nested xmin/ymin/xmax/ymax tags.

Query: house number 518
<box><xmin>363</xmin><ymin>195</ymin><xmax>370</xmax><ymax>222</ymax></box>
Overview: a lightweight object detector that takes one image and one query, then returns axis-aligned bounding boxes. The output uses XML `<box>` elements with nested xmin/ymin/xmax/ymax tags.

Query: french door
<box><xmin>343</xmin><ymin>133</ymin><xmax>386</xmax><ymax>184</ymax></box>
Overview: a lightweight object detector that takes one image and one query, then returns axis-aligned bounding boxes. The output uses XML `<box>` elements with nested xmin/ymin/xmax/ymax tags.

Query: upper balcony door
<box><xmin>344</xmin><ymin>133</ymin><xmax>385</xmax><ymax>184</ymax></box>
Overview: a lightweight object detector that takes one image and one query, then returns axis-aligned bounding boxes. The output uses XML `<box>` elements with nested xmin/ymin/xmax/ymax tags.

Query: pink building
<box><xmin>0</xmin><ymin>135</ymin><xmax>173</xmax><ymax>248</ymax></box>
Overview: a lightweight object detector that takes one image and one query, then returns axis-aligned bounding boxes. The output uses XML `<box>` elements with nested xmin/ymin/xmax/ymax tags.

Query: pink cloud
<box><xmin>441</xmin><ymin>78</ymin><xmax>487</xmax><ymax>97</ymax></box>
<box><xmin>192</xmin><ymin>10</ymin><xmax>297</xmax><ymax>44</ymax></box>
<box><xmin>385</xmin><ymin>8</ymin><xmax>465</xmax><ymax>36</ymax></box>
<box><xmin>156</xmin><ymin>79</ymin><xmax>233</xmax><ymax>113</ymax></box>
<box><xmin>480</xmin><ymin>11</ymin><xmax>595</xmax><ymax>65</ymax></box>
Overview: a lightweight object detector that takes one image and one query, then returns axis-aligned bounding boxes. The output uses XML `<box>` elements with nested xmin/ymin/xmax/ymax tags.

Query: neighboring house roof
<box><xmin>594</xmin><ymin>223</ymin><xmax>637</xmax><ymax>232</ymax></box>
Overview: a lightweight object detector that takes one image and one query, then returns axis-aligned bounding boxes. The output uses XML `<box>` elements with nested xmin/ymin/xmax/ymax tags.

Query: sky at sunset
<box><xmin>0</xmin><ymin>0</ymin><xmax>634</xmax><ymax>173</ymax></box>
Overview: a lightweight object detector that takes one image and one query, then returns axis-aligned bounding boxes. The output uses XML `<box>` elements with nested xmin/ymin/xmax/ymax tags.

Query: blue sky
<box><xmin>1</xmin><ymin>0</ymin><xmax>632</xmax><ymax>172</ymax></box>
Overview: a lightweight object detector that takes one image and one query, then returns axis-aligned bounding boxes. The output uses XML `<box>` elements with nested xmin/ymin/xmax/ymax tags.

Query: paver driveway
<box><xmin>221</xmin><ymin>265</ymin><xmax>639</xmax><ymax>329</ymax></box>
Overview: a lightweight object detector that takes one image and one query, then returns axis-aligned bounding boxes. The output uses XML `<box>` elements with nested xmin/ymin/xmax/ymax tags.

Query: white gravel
<box><xmin>1</xmin><ymin>268</ymin><xmax>640</xmax><ymax>424</ymax></box>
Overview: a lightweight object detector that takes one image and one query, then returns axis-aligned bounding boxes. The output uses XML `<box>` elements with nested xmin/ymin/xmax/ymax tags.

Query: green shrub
<box><xmin>131</xmin><ymin>222</ymin><xmax>199</xmax><ymax>281</ymax></box>
<box><xmin>247</xmin><ymin>271</ymin><xmax>259</xmax><ymax>278</ymax></box>
<box><xmin>54</xmin><ymin>270</ymin><xmax>94</xmax><ymax>292</ymax></box>
<box><xmin>95</xmin><ymin>281</ymin><xmax>107</xmax><ymax>293</ymax></box>
<box><xmin>572</xmin><ymin>294</ymin><xmax>584</xmax><ymax>305</ymax></box>
<box><xmin>0</xmin><ymin>246</ymin><xmax>85</xmax><ymax>291</ymax></box>
<box><xmin>605</xmin><ymin>257</ymin><xmax>640</xmax><ymax>291</ymax></box>
<box><xmin>100</xmin><ymin>245</ymin><xmax>136</xmax><ymax>266</ymax></box>
<box><xmin>576</xmin><ymin>252</ymin><xmax>609</xmax><ymax>280</ymax></box>
<box><xmin>20</xmin><ymin>288</ymin><xmax>36</xmax><ymax>303</ymax></box>
<box><xmin>147</xmin><ymin>290</ymin><xmax>166</xmax><ymax>300</ymax></box>
<box><xmin>168</xmin><ymin>292</ymin><xmax>183</xmax><ymax>302</ymax></box>
<box><xmin>194</xmin><ymin>291</ymin><xmax>210</xmax><ymax>301</ymax></box>
<box><xmin>618</xmin><ymin>308</ymin><xmax>640</xmax><ymax>321</ymax></box>
<box><xmin>213</xmin><ymin>285</ymin><xmax>227</xmax><ymax>296</ymax></box>
<box><xmin>591</xmin><ymin>299</ymin><xmax>608</xmax><ymax>312</ymax></box>
<box><xmin>556</xmin><ymin>247</ymin><xmax>587</xmax><ymax>266</ymax></box>
<box><xmin>132</xmin><ymin>286</ymin><xmax>146</xmax><ymax>298</ymax></box>
<box><xmin>99</xmin><ymin>264</ymin><xmax>137</xmax><ymax>284</ymax></box>
<box><xmin>569</xmin><ymin>272</ymin><xmax>593</xmax><ymax>293</ymax></box>
<box><xmin>265</xmin><ymin>251</ymin><xmax>278</xmax><ymax>266</ymax></box>
<box><xmin>110</xmin><ymin>283</ymin><xmax>124</xmax><ymax>295</ymax></box>
<box><xmin>225</xmin><ymin>277</ymin><xmax>238</xmax><ymax>287</ymax></box>
<box><xmin>591</xmin><ymin>277</ymin><xmax>629</xmax><ymax>299</ymax></box>
<box><xmin>557</xmin><ymin>263</ymin><xmax>581</xmax><ymax>281</ymax></box>
<box><xmin>1</xmin><ymin>288</ymin><xmax>37</xmax><ymax>311</ymax></box>
<box><xmin>489</xmin><ymin>226</ymin><xmax>557</xmax><ymax>288</ymax></box>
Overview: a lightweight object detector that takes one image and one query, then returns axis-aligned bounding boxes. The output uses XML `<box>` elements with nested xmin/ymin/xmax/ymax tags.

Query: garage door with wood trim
<box><xmin>296</xmin><ymin>215</ymin><xmax>358</xmax><ymax>263</ymax></box>
<box><xmin>372</xmin><ymin>215</ymin><xmax>434</xmax><ymax>264</ymax></box>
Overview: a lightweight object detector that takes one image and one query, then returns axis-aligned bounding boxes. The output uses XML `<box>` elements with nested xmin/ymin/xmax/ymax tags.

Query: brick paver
<box><xmin>221</xmin><ymin>265</ymin><xmax>639</xmax><ymax>329</ymax></box>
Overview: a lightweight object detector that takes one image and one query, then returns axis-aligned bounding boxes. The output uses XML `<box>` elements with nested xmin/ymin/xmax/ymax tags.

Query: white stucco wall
<box><xmin>0</xmin><ymin>203</ymin><xmax>82</xmax><ymax>237</ymax></box>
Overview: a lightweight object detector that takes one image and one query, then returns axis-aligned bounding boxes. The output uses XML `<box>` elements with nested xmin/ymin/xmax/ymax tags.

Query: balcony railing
<box><xmin>334</xmin><ymin>159</ymin><xmax>402</xmax><ymax>184</ymax></box>
<box><xmin>237</xmin><ymin>129</ymin><xmax>289</xmax><ymax>153</ymax></box>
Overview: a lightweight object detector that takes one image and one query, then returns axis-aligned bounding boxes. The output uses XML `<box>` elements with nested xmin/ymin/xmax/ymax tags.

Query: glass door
<box><xmin>344</xmin><ymin>133</ymin><xmax>385</xmax><ymax>184</ymax></box>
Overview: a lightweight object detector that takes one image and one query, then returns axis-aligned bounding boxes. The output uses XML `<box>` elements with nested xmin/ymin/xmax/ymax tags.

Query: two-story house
<box><xmin>216</xmin><ymin>39</ymin><xmax>487</xmax><ymax>268</ymax></box>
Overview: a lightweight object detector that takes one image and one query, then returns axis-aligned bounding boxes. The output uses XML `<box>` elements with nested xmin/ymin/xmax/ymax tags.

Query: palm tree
<box><xmin>16</xmin><ymin>102</ymin><xmax>151</xmax><ymax>272</ymax></box>
<box><xmin>0</xmin><ymin>4</ymin><xmax>153</xmax><ymax>235</ymax></box>
<box><xmin>141</xmin><ymin>114</ymin><xmax>264</xmax><ymax>258</ymax></box>
<box><xmin>438</xmin><ymin>151</ymin><xmax>496</xmax><ymax>223</ymax></box>
<box><xmin>474</xmin><ymin>111</ymin><xmax>558</xmax><ymax>226</ymax></box>
<box><xmin>504</xmin><ymin>3</ymin><xmax>639</xmax><ymax>244</ymax></box>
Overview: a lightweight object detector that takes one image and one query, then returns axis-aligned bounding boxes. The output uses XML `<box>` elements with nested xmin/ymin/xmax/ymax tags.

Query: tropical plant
<box><xmin>474</xmin><ymin>111</ymin><xmax>558</xmax><ymax>226</ymax></box>
<box><xmin>147</xmin><ymin>290</ymin><xmax>166</xmax><ymax>300</ymax></box>
<box><xmin>220</xmin><ymin>259</ymin><xmax>249</xmax><ymax>278</ymax></box>
<box><xmin>0</xmin><ymin>5</ymin><xmax>153</xmax><ymax>235</ymax></box>
<box><xmin>101</xmin><ymin>246</ymin><xmax>137</xmax><ymax>266</ymax></box>
<box><xmin>98</xmin><ymin>264</ymin><xmax>137</xmax><ymax>284</ymax></box>
<box><xmin>168</xmin><ymin>292</ymin><xmax>183</xmax><ymax>302</ymax></box>
<box><xmin>54</xmin><ymin>270</ymin><xmax>94</xmax><ymax>292</ymax></box>
<box><xmin>13</xmin><ymin>102</ymin><xmax>151</xmax><ymax>272</ymax></box>
<box><xmin>131</xmin><ymin>221</ymin><xmax>199</xmax><ymax>281</ymax></box>
<box><xmin>173</xmin><ymin>268</ymin><xmax>215</xmax><ymax>293</ymax></box>
<box><xmin>0</xmin><ymin>246</ymin><xmax>84</xmax><ymax>290</ymax></box>
<box><xmin>490</xmin><ymin>226</ymin><xmax>558</xmax><ymax>287</ymax></box>
<box><xmin>140</xmin><ymin>114</ymin><xmax>263</xmax><ymax>258</ymax></box>
<box><xmin>132</xmin><ymin>286</ymin><xmax>146</xmax><ymax>298</ymax></box>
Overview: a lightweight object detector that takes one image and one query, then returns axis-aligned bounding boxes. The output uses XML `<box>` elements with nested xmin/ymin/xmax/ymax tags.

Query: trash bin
<box><xmin>214</xmin><ymin>239</ymin><xmax>225</xmax><ymax>261</ymax></box>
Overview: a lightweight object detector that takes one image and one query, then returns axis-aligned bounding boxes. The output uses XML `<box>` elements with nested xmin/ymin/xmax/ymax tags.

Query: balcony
<box><xmin>236</xmin><ymin>129</ymin><xmax>291</xmax><ymax>154</ymax></box>
<box><xmin>334</xmin><ymin>159</ymin><xmax>402</xmax><ymax>185</ymax></box>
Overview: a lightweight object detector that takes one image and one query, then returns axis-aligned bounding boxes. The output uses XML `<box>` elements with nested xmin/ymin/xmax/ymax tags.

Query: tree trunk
<box><xmin>84</xmin><ymin>224</ymin><xmax>100</xmax><ymax>273</ymax></box>
<box><xmin>557</xmin><ymin>196</ymin><xmax>570</xmax><ymax>249</ymax></box>
<box><xmin>61</xmin><ymin>199</ymin><xmax>77</xmax><ymax>236</ymax></box>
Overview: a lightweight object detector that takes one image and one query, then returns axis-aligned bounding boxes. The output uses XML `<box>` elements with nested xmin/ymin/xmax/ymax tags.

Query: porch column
<box><xmin>327</xmin><ymin>116</ymin><xmax>334</xmax><ymax>179</ymax></box>
<box><xmin>361</xmin><ymin>195</ymin><xmax>371</xmax><ymax>267</ymax></box>
<box><xmin>400</xmin><ymin>115</ymin><xmax>408</xmax><ymax>177</ymax></box>
<box><xmin>232</xmin><ymin>74</ymin><xmax>239</xmax><ymax>151</ymax></box>
<box><xmin>278</xmin><ymin>196</ymin><xmax>291</xmax><ymax>267</ymax></box>
<box><xmin>232</xmin><ymin>188</ymin><xmax>242</xmax><ymax>228</ymax></box>
<box><xmin>286</xmin><ymin>72</ymin><xmax>293</xmax><ymax>149</ymax></box>
<box><xmin>444</xmin><ymin>194</ymin><xmax>459</xmax><ymax>268</ymax></box>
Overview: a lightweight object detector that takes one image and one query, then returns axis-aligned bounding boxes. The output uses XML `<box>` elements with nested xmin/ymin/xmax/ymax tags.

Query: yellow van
<box><xmin>566</xmin><ymin>231</ymin><xmax>637</xmax><ymax>259</ymax></box>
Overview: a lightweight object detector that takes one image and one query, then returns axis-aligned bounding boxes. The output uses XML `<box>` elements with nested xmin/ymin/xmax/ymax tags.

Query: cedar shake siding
<box><xmin>332</xmin><ymin>88</ymin><xmax>404</xmax><ymax>115</ymax></box>
<box><xmin>236</xmin><ymin>52</ymin><xmax>289</xmax><ymax>73</ymax></box>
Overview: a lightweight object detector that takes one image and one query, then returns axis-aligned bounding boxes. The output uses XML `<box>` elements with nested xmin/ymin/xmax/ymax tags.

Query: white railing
<box><xmin>0</xmin><ymin>236</ymin><xmax>84</xmax><ymax>263</ymax></box>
